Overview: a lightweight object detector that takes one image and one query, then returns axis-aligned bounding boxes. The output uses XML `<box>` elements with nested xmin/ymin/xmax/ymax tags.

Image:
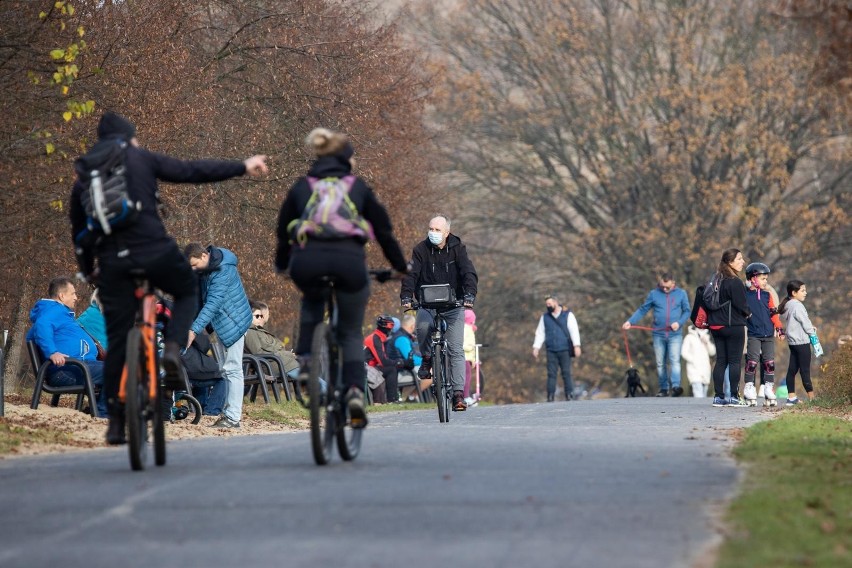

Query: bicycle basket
<box><xmin>418</xmin><ymin>284</ymin><xmax>456</xmax><ymax>308</ymax></box>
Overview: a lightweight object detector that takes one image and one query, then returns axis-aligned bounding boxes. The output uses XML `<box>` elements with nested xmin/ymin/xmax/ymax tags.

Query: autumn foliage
<box><xmin>0</xmin><ymin>0</ymin><xmax>433</xmax><ymax>387</ymax></box>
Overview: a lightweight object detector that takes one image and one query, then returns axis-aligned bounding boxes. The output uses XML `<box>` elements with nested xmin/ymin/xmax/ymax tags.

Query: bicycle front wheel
<box><xmin>309</xmin><ymin>322</ymin><xmax>334</xmax><ymax>465</ymax></box>
<box><xmin>434</xmin><ymin>344</ymin><xmax>449</xmax><ymax>423</ymax></box>
<box><xmin>125</xmin><ymin>328</ymin><xmax>148</xmax><ymax>471</ymax></box>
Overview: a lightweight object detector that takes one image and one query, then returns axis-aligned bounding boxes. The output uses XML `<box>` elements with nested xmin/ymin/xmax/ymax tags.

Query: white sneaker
<box><xmin>757</xmin><ymin>384</ymin><xmax>765</xmax><ymax>398</ymax></box>
<box><xmin>764</xmin><ymin>382</ymin><xmax>777</xmax><ymax>407</ymax></box>
<box><xmin>744</xmin><ymin>383</ymin><xmax>757</xmax><ymax>406</ymax></box>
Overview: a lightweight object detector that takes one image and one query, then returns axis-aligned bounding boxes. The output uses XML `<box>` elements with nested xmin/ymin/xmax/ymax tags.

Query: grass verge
<box><xmin>0</xmin><ymin>421</ymin><xmax>76</xmax><ymax>454</ymax></box>
<box><xmin>242</xmin><ymin>400</ymin><xmax>310</xmax><ymax>429</ymax></box>
<box><xmin>716</xmin><ymin>412</ymin><xmax>852</xmax><ymax>568</ymax></box>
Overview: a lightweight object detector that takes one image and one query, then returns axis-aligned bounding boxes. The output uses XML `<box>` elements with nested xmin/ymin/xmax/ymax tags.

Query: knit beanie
<box><xmin>97</xmin><ymin>112</ymin><xmax>136</xmax><ymax>140</ymax></box>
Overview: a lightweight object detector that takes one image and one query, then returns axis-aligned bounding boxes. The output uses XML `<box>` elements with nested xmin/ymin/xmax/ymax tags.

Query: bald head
<box><xmin>428</xmin><ymin>215</ymin><xmax>450</xmax><ymax>248</ymax></box>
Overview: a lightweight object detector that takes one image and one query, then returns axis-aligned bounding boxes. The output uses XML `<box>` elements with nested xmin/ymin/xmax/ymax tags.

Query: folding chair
<box><xmin>27</xmin><ymin>340</ymin><xmax>99</xmax><ymax>417</ymax></box>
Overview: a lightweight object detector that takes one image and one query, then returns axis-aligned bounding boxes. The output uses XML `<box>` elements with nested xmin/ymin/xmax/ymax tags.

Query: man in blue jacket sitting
<box><xmin>27</xmin><ymin>277</ymin><xmax>107</xmax><ymax>415</ymax></box>
<box><xmin>185</xmin><ymin>243</ymin><xmax>252</xmax><ymax>429</ymax></box>
<box><xmin>622</xmin><ymin>273</ymin><xmax>691</xmax><ymax>397</ymax></box>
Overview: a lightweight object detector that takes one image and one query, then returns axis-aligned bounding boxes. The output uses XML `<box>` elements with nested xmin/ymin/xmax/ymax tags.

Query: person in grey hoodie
<box><xmin>777</xmin><ymin>280</ymin><xmax>817</xmax><ymax>405</ymax></box>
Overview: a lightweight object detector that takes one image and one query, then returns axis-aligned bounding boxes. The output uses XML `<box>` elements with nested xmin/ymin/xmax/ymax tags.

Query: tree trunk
<box><xmin>3</xmin><ymin>280</ymin><xmax>32</xmax><ymax>394</ymax></box>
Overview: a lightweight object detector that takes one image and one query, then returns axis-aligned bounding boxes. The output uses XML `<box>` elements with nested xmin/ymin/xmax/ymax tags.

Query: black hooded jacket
<box><xmin>274</xmin><ymin>155</ymin><xmax>407</xmax><ymax>272</ymax></box>
<box><xmin>400</xmin><ymin>234</ymin><xmax>478</xmax><ymax>302</ymax></box>
<box><xmin>70</xmin><ymin>136</ymin><xmax>246</xmax><ymax>261</ymax></box>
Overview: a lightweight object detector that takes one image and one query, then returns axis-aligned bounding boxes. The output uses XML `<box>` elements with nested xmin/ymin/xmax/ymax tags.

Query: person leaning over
<box><xmin>26</xmin><ymin>277</ymin><xmax>107</xmax><ymax>416</ymax></box>
<box><xmin>400</xmin><ymin>214</ymin><xmax>478</xmax><ymax>412</ymax></box>
<box><xmin>184</xmin><ymin>243</ymin><xmax>253</xmax><ymax>429</ymax></box>
<box><xmin>69</xmin><ymin>112</ymin><xmax>267</xmax><ymax>444</ymax></box>
<box><xmin>532</xmin><ymin>295</ymin><xmax>582</xmax><ymax>402</ymax></box>
<box><xmin>622</xmin><ymin>273</ymin><xmax>690</xmax><ymax>397</ymax></box>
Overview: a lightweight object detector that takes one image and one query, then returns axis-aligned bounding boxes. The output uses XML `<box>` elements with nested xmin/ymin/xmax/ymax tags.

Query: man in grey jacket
<box><xmin>185</xmin><ymin>243</ymin><xmax>252</xmax><ymax>428</ymax></box>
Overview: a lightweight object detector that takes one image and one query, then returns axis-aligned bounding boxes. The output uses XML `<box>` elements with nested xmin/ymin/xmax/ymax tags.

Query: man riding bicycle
<box><xmin>69</xmin><ymin>112</ymin><xmax>267</xmax><ymax>444</ymax></box>
<box><xmin>401</xmin><ymin>214</ymin><xmax>478</xmax><ymax>411</ymax></box>
<box><xmin>275</xmin><ymin>128</ymin><xmax>408</xmax><ymax>428</ymax></box>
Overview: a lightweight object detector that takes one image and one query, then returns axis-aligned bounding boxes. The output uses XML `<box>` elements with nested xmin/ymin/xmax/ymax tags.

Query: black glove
<box><xmin>463</xmin><ymin>294</ymin><xmax>475</xmax><ymax>308</ymax></box>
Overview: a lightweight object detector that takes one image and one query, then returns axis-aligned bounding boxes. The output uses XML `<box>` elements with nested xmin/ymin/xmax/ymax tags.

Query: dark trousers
<box><xmin>546</xmin><ymin>349</ymin><xmax>574</xmax><ymax>399</ymax></box>
<box><xmin>382</xmin><ymin>365</ymin><xmax>399</xmax><ymax>403</ymax></box>
<box><xmin>711</xmin><ymin>326</ymin><xmax>746</xmax><ymax>399</ymax></box>
<box><xmin>98</xmin><ymin>244</ymin><xmax>197</xmax><ymax>416</ymax></box>
<box><xmin>290</xmin><ymin>246</ymin><xmax>369</xmax><ymax>390</ymax></box>
<box><xmin>785</xmin><ymin>343</ymin><xmax>813</xmax><ymax>394</ymax></box>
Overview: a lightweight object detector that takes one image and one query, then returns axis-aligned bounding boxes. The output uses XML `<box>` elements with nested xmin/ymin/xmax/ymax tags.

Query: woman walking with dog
<box><xmin>707</xmin><ymin>249</ymin><xmax>751</xmax><ymax>407</ymax></box>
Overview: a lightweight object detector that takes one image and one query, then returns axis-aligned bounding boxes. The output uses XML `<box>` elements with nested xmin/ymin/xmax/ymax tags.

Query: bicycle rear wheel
<box><xmin>336</xmin><ymin>358</ymin><xmax>363</xmax><ymax>461</ymax></box>
<box><xmin>309</xmin><ymin>322</ymin><xmax>334</xmax><ymax>465</ymax></box>
<box><xmin>434</xmin><ymin>344</ymin><xmax>448</xmax><ymax>423</ymax></box>
<box><xmin>174</xmin><ymin>393</ymin><xmax>203</xmax><ymax>424</ymax></box>
<box><xmin>125</xmin><ymin>328</ymin><xmax>148</xmax><ymax>471</ymax></box>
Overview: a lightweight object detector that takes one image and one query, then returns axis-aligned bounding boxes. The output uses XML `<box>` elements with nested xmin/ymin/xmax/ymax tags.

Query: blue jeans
<box><xmin>48</xmin><ymin>360</ymin><xmax>107</xmax><ymax>416</ymax></box>
<box><xmin>212</xmin><ymin>336</ymin><xmax>246</xmax><ymax>422</ymax></box>
<box><xmin>652</xmin><ymin>334</ymin><xmax>683</xmax><ymax>392</ymax></box>
<box><xmin>191</xmin><ymin>379</ymin><xmax>227</xmax><ymax>416</ymax></box>
<box><xmin>546</xmin><ymin>350</ymin><xmax>573</xmax><ymax>398</ymax></box>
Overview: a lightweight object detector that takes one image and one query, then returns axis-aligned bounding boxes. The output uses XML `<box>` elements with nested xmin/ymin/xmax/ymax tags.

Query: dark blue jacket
<box><xmin>746</xmin><ymin>288</ymin><xmax>775</xmax><ymax>338</ymax></box>
<box><xmin>27</xmin><ymin>300</ymin><xmax>97</xmax><ymax>362</ymax></box>
<box><xmin>191</xmin><ymin>246</ymin><xmax>252</xmax><ymax>348</ymax></box>
<box><xmin>544</xmin><ymin>310</ymin><xmax>573</xmax><ymax>352</ymax></box>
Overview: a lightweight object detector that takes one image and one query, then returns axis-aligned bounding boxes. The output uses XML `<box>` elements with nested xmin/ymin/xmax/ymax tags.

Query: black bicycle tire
<box><xmin>125</xmin><ymin>328</ymin><xmax>147</xmax><ymax>471</ymax></box>
<box><xmin>153</xmin><ymin>382</ymin><xmax>166</xmax><ymax>466</ymax></box>
<box><xmin>176</xmin><ymin>393</ymin><xmax>203</xmax><ymax>425</ymax></box>
<box><xmin>435</xmin><ymin>343</ymin><xmax>447</xmax><ymax>423</ymax></box>
<box><xmin>443</xmin><ymin>349</ymin><xmax>452</xmax><ymax>422</ymax></box>
<box><xmin>309</xmin><ymin>322</ymin><xmax>334</xmax><ymax>465</ymax></box>
<box><xmin>336</xmin><ymin>333</ymin><xmax>362</xmax><ymax>461</ymax></box>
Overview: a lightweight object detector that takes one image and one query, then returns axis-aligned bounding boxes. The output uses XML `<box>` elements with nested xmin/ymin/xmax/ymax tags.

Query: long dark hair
<box><xmin>778</xmin><ymin>279</ymin><xmax>806</xmax><ymax>315</ymax></box>
<box><xmin>717</xmin><ymin>248</ymin><xmax>741</xmax><ymax>278</ymax></box>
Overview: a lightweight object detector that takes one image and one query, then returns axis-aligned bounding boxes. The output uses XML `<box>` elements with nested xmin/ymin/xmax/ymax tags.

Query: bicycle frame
<box><xmin>119</xmin><ymin>286</ymin><xmax>158</xmax><ymax>403</ymax></box>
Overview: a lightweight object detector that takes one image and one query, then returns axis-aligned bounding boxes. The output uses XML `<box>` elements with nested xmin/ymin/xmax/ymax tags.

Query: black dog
<box><xmin>624</xmin><ymin>368</ymin><xmax>645</xmax><ymax>397</ymax></box>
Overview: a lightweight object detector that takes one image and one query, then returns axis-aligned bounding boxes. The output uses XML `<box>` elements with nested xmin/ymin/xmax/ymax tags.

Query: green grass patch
<box><xmin>717</xmin><ymin>414</ymin><xmax>852</xmax><ymax>567</ymax></box>
<box><xmin>243</xmin><ymin>400</ymin><xmax>310</xmax><ymax>429</ymax></box>
<box><xmin>0</xmin><ymin>421</ymin><xmax>76</xmax><ymax>455</ymax></box>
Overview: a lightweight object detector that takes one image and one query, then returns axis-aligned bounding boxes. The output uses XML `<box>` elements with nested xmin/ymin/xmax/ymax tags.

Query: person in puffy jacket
<box><xmin>707</xmin><ymin>249</ymin><xmax>751</xmax><ymax>407</ymax></box>
<box><xmin>681</xmin><ymin>325</ymin><xmax>715</xmax><ymax>398</ymax></box>
<box><xmin>185</xmin><ymin>244</ymin><xmax>253</xmax><ymax>429</ymax></box>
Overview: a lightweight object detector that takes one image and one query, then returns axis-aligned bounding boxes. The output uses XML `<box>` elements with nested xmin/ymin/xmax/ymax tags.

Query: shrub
<box><xmin>818</xmin><ymin>341</ymin><xmax>852</xmax><ymax>406</ymax></box>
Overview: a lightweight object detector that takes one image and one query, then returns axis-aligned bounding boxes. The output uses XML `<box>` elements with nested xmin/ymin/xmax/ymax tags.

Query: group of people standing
<box><xmin>619</xmin><ymin>249</ymin><xmax>818</xmax><ymax>407</ymax></box>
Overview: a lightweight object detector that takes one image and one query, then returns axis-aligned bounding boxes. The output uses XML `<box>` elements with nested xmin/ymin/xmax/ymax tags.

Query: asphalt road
<box><xmin>0</xmin><ymin>398</ymin><xmax>771</xmax><ymax>568</ymax></box>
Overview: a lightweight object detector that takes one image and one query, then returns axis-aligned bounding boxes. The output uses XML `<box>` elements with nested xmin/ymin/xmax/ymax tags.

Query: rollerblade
<box><xmin>743</xmin><ymin>382</ymin><xmax>758</xmax><ymax>407</ymax></box>
<box><xmin>763</xmin><ymin>382</ymin><xmax>777</xmax><ymax>407</ymax></box>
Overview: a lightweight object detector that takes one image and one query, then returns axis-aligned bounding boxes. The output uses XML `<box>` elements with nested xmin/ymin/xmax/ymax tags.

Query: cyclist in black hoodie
<box><xmin>400</xmin><ymin>214</ymin><xmax>478</xmax><ymax>411</ymax></box>
<box><xmin>275</xmin><ymin>128</ymin><xmax>408</xmax><ymax>428</ymax></box>
<box><xmin>707</xmin><ymin>248</ymin><xmax>751</xmax><ymax>407</ymax></box>
<box><xmin>70</xmin><ymin>112</ymin><xmax>267</xmax><ymax>444</ymax></box>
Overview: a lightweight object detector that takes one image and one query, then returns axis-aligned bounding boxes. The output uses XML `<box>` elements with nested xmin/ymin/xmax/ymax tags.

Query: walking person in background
<box><xmin>743</xmin><ymin>262</ymin><xmax>784</xmax><ymax>407</ymax></box>
<box><xmin>533</xmin><ymin>295</ymin><xmax>582</xmax><ymax>402</ymax></box>
<box><xmin>777</xmin><ymin>280</ymin><xmax>817</xmax><ymax>405</ymax></box>
<box><xmin>184</xmin><ymin>243</ymin><xmax>253</xmax><ymax>429</ymax></box>
<box><xmin>708</xmin><ymin>249</ymin><xmax>751</xmax><ymax>407</ymax></box>
<box><xmin>463</xmin><ymin>308</ymin><xmax>477</xmax><ymax>405</ymax></box>
<box><xmin>681</xmin><ymin>325</ymin><xmax>715</xmax><ymax>397</ymax></box>
<box><xmin>622</xmin><ymin>273</ymin><xmax>690</xmax><ymax>397</ymax></box>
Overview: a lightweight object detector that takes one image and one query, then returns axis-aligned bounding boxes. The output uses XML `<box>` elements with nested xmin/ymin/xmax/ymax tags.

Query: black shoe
<box><xmin>547</xmin><ymin>393</ymin><xmax>554</xmax><ymax>402</ymax></box>
<box><xmin>417</xmin><ymin>359</ymin><xmax>432</xmax><ymax>380</ymax></box>
<box><xmin>106</xmin><ymin>415</ymin><xmax>126</xmax><ymax>445</ymax></box>
<box><xmin>346</xmin><ymin>387</ymin><xmax>368</xmax><ymax>429</ymax></box>
<box><xmin>162</xmin><ymin>341</ymin><xmax>187</xmax><ymax>388</ymax></box>
<box><xmin>672</xmin><ymin>386</ymin><xmax>684</xmax><ymax>397</ymax></box>
<box><xmin>655</xmin><ymin>390</ymin><xmax>669</xmax><ymax>397</ymax></box>
<box><xmin>452</xmin><ymin>391</ymin><xmax>467</xmax><ymax>411</ymax></box>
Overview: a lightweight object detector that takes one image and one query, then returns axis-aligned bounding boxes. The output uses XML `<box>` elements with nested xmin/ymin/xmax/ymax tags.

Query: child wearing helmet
<box><xmin>743</xmin><ymin>262</ymin><xmax>784</xmax><ymax>407</ymax></box>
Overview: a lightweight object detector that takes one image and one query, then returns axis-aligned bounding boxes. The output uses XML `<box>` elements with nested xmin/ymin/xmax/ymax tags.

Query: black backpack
<box><xmin>76</xmin><ymin>139</ymin><xmax>139</xmax><ymax>235</ymax></box>
<box><xmin>701</xmin><ymin>272</ymin><xmax>724</xmax><ymax>311</ymax></box>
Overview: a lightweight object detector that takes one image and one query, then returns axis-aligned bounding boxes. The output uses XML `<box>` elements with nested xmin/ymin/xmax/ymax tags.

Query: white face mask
<box><xmin>428</xmin><ymin>231</ymin><xmax>443</xmax><ymax>245</ymax></box>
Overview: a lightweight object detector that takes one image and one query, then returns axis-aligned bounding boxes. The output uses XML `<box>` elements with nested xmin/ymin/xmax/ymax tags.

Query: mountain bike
<box><xmin>119</xmin><ymin>270</ymin><xmax>169</xmax><ymax>470</ymax></box>
<box><xmin>301</xmin><ymin>269</ymin><xmax>397</xmax><ymax>465</ymax></box>
<box><xmin>411</xmin><ymin>285</ymin><xmax>465</xmax><ymax>423</ymax></box>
